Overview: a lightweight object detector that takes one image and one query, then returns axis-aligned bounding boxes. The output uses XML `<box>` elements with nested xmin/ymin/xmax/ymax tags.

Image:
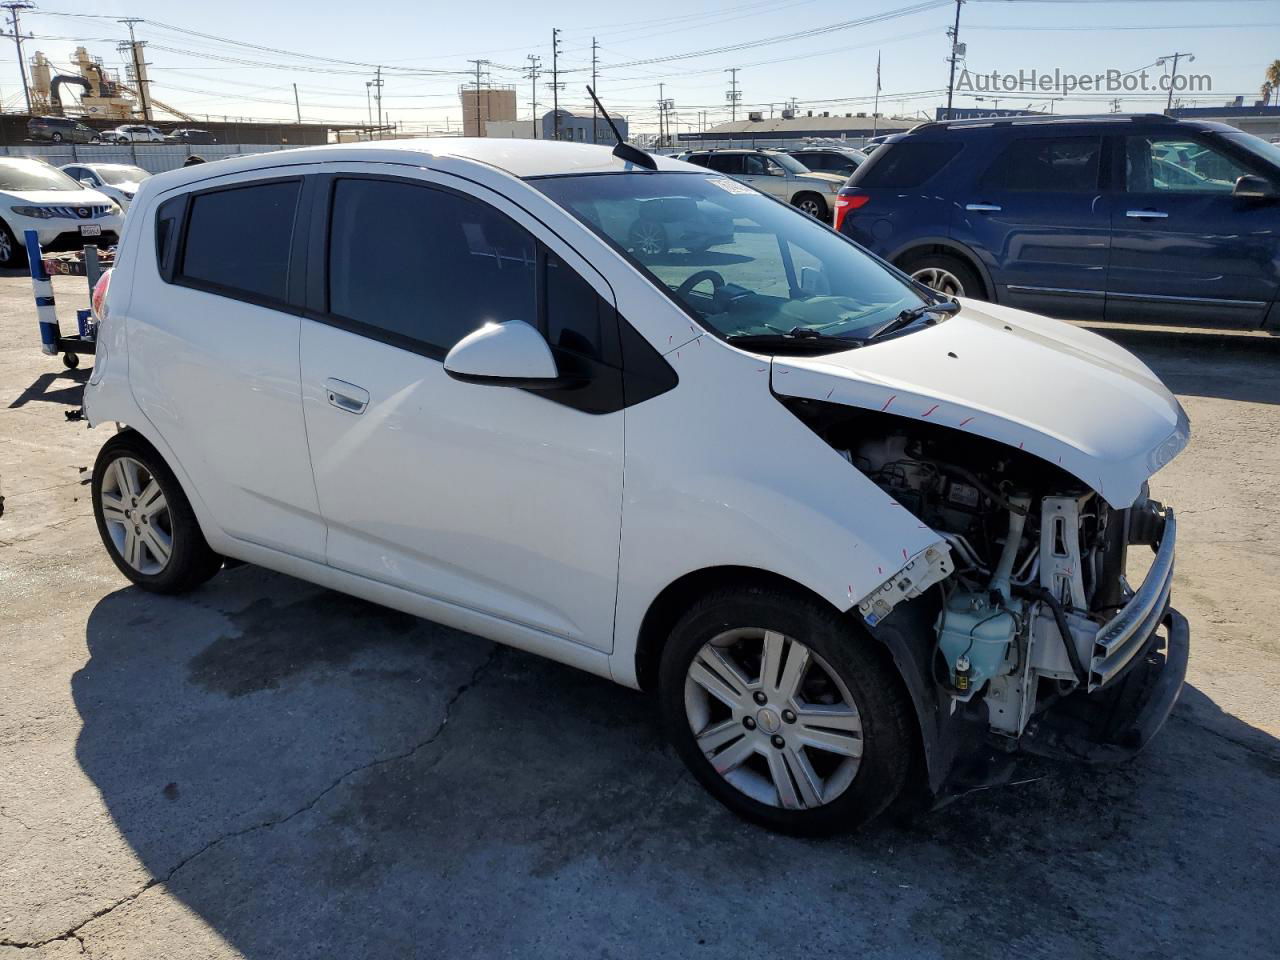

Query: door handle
<box><xmin>324</xmin><ymin>378</ymin><xmax>369</xmax><ymax>415</ymax></box>
<box><xmin>1126</xmin><ymin>209</ymin><xmax>1169</xmax><ymax>219</ymax></box>
<box><xmin>965</xmin><ymin>203</ymin><xmax>1002</xmax><ymax>212</ymax></box>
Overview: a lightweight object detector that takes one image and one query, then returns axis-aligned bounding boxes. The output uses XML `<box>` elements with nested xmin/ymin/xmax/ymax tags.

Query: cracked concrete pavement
<box><xmin>1</xmin><ymin>270</ymin><xmax>1277</xmax><ymax>958</ymax></box>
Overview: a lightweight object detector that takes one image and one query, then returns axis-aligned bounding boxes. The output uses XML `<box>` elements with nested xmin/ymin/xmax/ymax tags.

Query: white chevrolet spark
<box><xmin>83</xmin><ymin>138</ymin><xmax>1190</xmax><ymax>834</ymax></box>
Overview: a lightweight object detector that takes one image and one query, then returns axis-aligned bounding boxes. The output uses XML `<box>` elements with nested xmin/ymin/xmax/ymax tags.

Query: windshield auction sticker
<box><xmin>706</xmin><ymin>177</ymin><xmax>756</xmax><ymax>195</ymax></box>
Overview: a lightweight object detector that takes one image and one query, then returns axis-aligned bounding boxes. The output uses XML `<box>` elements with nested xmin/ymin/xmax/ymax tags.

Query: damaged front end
<box><xmin>786</xmin><ymin>398</ymin><xmax>1189</xmax><ymax>799</ymax></box>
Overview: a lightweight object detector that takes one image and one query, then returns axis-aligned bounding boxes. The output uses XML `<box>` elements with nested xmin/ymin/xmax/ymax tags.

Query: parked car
<box><xmin>623</xmin><ymin>195</ymin><xmax>735</xmax><ymax>256</ymax></box>
<box><xmin>109</xmin><ymin>124</ymin><xmax>165</xmax><ymax>144</ymax></box>
<box><xmin>0</xmin><ymin>157</ymin><xmax>123</xmax><ymax>266</ymax></box>
<box><xmin>60</xmin><ymin>163</ymin><xmax>151</xmax><ymax>210</ymax></box>
<box><xmin>27</xmin><ymin>115</ymin><xmax>101</xmax><ymax>144</ymax></box>
<box><xmin>165</xmin><ymin>128</ymin><xmax>215</xmax><ymax>145</ymax></box>
<box><xmin>682</xmin><ymin>148</ymin><xmax>846</xmax><ymax>220</ymax></box>
<box><xmin>836</xmin><ymin>114</ymin><xmax>1280</xmax><ymax>328</ymax></box>
<box><xmin>786</xmin><ymin>146</ymin><xmax>868</xmax><ymax>177</ymax></box>
<box><xmin>83</xmin><ymin>140</ymin><xmax>1189</xmax><ymax>834</ymax></box>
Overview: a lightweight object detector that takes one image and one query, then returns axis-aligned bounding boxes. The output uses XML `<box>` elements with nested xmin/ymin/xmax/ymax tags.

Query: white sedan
<box><xmin>0</xmin><ymin>158</ymin><xmax>123</xmax><ymax>266</ymax></box>
<box><xmin>109</xmin><ymin>124</ymin><xmax>164</xmax><ymax>144</ymax></box>
<box><xmin>60</xmin><ymin>162</ymin><xmax>151</xmax><ymax>210</ymax></box>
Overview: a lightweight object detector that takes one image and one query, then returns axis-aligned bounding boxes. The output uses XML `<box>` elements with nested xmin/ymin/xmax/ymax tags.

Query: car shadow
<box><xmin>7</xmin><ymin>366</ymin><xmax>88</xmax><ymax>409</ymax></box>
<box><xmin>70</xmin><ymin>569</ymin><xmax>1279</xmax><ymax>957</ymax></box>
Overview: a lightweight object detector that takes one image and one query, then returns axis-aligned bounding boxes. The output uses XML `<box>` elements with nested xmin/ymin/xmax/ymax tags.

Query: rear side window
<box><xmin>979</xmin><ymin>136</ymin><xmax>1102</xmax><ymax>192</ymax></box>
<box><xmin>327</xmin><ymin>178</ymin><xmax>536</xmax><ymax>356</ymax></box>
<box><xmin>706</xmin><ymin>154</ymin><xmax>744</xmax><ymax>175</ymax></box>
<box><xmin>179</xmin><ymin>180</ymin><xmax>300</xmax><ymax>303</ymax></box>
<box><xmin>855</xmin><ymin>141</ymin><xmax>962</xmax><ymax>188</ymax></box>
<box><xmin>685</xmin><ymin>154</ymin><xmax>710</xmax><ymax>168</ymax></box>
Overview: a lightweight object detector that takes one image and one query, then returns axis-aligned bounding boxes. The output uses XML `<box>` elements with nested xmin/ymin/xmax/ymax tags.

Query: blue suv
<box><xmin>836</xmin><ymin>114</ymin><xmax>1280</xmax><ymax>328</ymax></box>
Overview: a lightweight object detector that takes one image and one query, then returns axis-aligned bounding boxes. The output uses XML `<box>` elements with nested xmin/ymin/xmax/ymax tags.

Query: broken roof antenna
<box><xmin>586</xmin><ymin>84</ymin><xmax>656</xmax><ymax>170</ymax></box>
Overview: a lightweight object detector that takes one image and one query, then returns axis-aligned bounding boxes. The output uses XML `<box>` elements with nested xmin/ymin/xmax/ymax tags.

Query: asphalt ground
<box><xmin>2</xmin><ymin>269</ymin><xmax>1277</xmax><ymax>959</ymax></box>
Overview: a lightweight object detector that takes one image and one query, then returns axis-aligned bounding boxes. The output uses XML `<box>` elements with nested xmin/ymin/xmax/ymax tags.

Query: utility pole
<box><xmin>365</xmin><ymin>81</ymin><xmax>373</xmax><ymax>137</ymax></box>
<box><xmin>2</xmin><ymin>2</ymin><xmax>33</xmax><ymax>115</ymax></box>
<box><xmin>1158</xmin><ymin>51</ymin><xmax>1194</xmax><ymax>113</ymax></box>
<box><xmin>944</xmin><ymin>0</ymin><xmax>963</xmax><ymax>119</ymax></box>
<box><xmin>657</xmin><ymin>82</ymin><xmax>665</xmax><ymax>149</ymax></box>
<box><xmin>872</xmin><ymin>51</ymin><xmax>881</xmax><ymax>137</ymax></box>
<box><xmin>525</xmin><ymin>54</ymin><xmax>541</xmax><ymax>139</ymax></box>
<box><xmin>725</xmin><ymin>68</ymin><xmax>741</xmax><ymax>123</ymax></box>
<box><xmin>591</xmin><ymin>36</ymin><xmax>599</xmax><ymax>144</ymax></box>
<box><xmin>551</xmin><ymin>28</ymin><xmax>562</xmax><ymax>141</ymax></box>
<box><xmin>467</xmin><ymin>59</ymin><xmax>488</xmax><ymax>136</ymax></box>
<box><xmin>293</xmin><ymin>83</ymin><xmax>301</xmax><ymax>124</ymax></box>
<box><xmin>119</xmin><ymin>18</ymin><xmax>152</xmax><ymax>122</ymax></box>
<box><xmin>372</xmin><ymin>67</ymin><xmax>384</xmax><ymax>139</ymax></box>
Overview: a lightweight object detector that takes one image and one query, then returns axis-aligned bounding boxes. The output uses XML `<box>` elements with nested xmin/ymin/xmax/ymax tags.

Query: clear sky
<box><xmin>1</xmin><ymin>0</ymin><xmax>1277</xmax><ymax>134</ymax></box>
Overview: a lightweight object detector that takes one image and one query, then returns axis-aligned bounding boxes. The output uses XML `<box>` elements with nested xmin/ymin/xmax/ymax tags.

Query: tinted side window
<box><xmin>546</xmin><ymin>252</ymin><xmax>608</xmax><ymax>362</ymax></box>
<box><xmin>179</xmin><ymin>180</ymin><xmax>299</xmax><ymax>302</ymax></box>
<box><xmin>685</xmin><ymin>154</ymin><xmax>710</xmax><ymax>168</ymax></box>
<box><xmin>706</xmin><ymin>154</ymin><xmax>743</xmax><ymax>175</ymax></box>
<box><xmin>855</xmin><ymin>141</ymin><xmax>963</xmax><ymax>188</ymax></box>
<box><xmin>327</xmin><ymin>178</ymin><xmax>536</xmax><ymax>355</ymax></box>
<box><xmin>979</xmin><ymin>136</ymin><xmax>1101</xmax><ymax>192</ymax></box>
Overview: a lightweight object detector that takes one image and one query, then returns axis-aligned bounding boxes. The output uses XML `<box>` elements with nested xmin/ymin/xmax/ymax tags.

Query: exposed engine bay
<box><xmin>785</xmin><ymin>401</ymin><xmax>1172</xmax><ymax>742</ymax></box>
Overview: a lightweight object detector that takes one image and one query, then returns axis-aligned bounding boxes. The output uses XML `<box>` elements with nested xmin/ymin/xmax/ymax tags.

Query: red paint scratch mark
<box><xmin>880</xmin><ymin>394</ymin><xmax>896</xmax><ymax>411</ymax></box>
<box><xmin>1018</xmin><ymin>441</ymin><xmax>1024</xmax><ymax>450</ymax></box>
<box><xmin>1057</xmin><ymin>455</ymin><xmax>1063</xmax><ymax>464</ymax></box>
<box><xmin>958</xmin><ymin>416</ymin><xmax>974</xmax><ymax>428</ymax></box>
<box><xmin>921</xmin><ymin>403</ymin><xmax>939</xmax><ymax>418</ymax></box>
<box><xmin>826</xmin><ymin>387</ymin><xmax>835</xmax><ymax>400</ymax></box>
<box><xmin>877</xmin><ymin>566</ymin><xmax>883</xmax><ymax>575</ymax></box>
<box><xmin>668</xmin><ymin>335</ymin><xmax>673</xmax><ymax>344</ymax></box>
<box><xmin>902</xmin><ymin>548</ymin><xmax>909</xmax><ymax>561</ymax></box>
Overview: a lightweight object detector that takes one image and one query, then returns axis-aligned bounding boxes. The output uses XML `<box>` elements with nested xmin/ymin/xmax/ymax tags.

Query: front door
<box><xmin>1106</xmin><ymin>133</ymin><xmax>1279</xmax><ymax>326</ymax></box>
<box><xmin>298</xmin><ymin>170</ymin><xmax>624</xmax><ymax>652</ymax></box>
<box><xmin>950</xmin><ymin>134</ymin><xmax>1110</xmax><ymax>320</ymax></box>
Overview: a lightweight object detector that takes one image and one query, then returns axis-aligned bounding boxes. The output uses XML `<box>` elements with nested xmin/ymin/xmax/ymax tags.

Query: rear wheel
<box><xmin>899</xmin><ymin>251</ymin><xmax>984</xmax><ymax>300</ymax></box>
<box><xmin>51</xmin><ymin>132</ymin><xmax>63</xmax><ymax>143</ymax></box>
<box><xmin>628</xmin><ymin>219</ymin><xmax>669</xmax><ymax>258</ymax></box>
<box><xmin>793</xmin><ymin>192</ymin><xmax>829</xmax><ymax>221</ymax></box>
<box><xmin>92</xmin><ymin>432</ymin><xmax>223</xmax><ymax>593</ymax></box>
<box><xmin>658</xmin><ymin>586</ymin><xmax>915</xmax><ymax>835</ymax></box>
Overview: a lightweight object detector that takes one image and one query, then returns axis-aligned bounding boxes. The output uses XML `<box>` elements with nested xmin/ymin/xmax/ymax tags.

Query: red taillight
<box><xmin>91</xmin><ymin>267</ymin><xmax>112</xmax><ymax>324</ymax></box>
<box><xmin>832</xmin><ymin>192</ymin><xmax>869</xmax><ymax>233</ymax></box>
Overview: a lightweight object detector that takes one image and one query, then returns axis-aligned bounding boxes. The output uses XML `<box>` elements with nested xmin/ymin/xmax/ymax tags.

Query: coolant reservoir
<box><xmin>937</xmin><ymin>591</ymin><xmax>1018</xmax><ymax>699</ymax></box>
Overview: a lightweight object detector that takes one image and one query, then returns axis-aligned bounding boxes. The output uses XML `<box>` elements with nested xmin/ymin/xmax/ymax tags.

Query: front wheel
<box><xmin>92</xmin><ymin>432</ymin><xmax>223</xmax><ymax>593</ymax></box>
<box><xmin>899</xmin><ymin>251</ymin><xmax>984</xmax><ymax>300</ymax></box>
<box><xmin>658</xmin><ymin>586</ymin><xmax>915</xmax><ymax>835</ymax></box>
<box><xmin>792</xmin><ymin>193</ymin><xmax>829</xmax><ymax>221</ymax></box>
<box><xmin>51</xmin><ymin>132</ymin><xmax>63</xmax><ymax>143</ymax></box>
<box><xmin>0</xmin><ymin>219</ymin><xmax>21</xmax><ymax>267</ymax></box>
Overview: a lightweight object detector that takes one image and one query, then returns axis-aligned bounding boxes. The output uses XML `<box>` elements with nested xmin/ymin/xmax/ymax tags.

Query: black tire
<box><xmin>51</xmin><ymin>132</ymin><xmax>63</xmax><ymax>143</ymax></box>
<box><xmin>92</xmin><ymin>431</ymin><xmax>223</xmax><ymax>594</ymax></box>
<box><xmin>792</xmin><ymin>192</ymin><xmax>829</xmax><ymax>221</ymax></box>
<box><xmin>0</xmin><ymin>219</ymin><xmax>21</xmax><ymax>268</ymax></box>
<box><xmin>62</xmin><ymin>352</ymin><xmax>79</xmax><ymax>369</ymax></box>
<box><xmin>898</xmin><ymin>250</ymin><xmax>985</xmax><ymax>300</ymax></box>
<box><xmin>658</xmin><ymin>585</ymin><xmax>915</xmax><ymax>835</ymax></box>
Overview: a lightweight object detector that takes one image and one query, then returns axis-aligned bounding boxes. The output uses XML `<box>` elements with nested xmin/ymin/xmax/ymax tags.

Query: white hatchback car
<box><xmin>0</xmin><ymin>158</ymin><xmax>123</xmax><ymax>266</ymax></box>
<box><xmin>83</xmin><ymin>139</ymin><xmax>1190</xmax><ymax>834</ymax></box>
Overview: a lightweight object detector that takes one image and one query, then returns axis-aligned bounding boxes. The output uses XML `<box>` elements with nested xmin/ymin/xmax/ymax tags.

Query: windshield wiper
<box><xmin>865</xmin><ymin>298</ymin><xmax>961</xmax><ymax>341</ymax></box>
<box><xmin>725</xmin><ymin>326</ymin><xmax>864</xmax><ymax>352</ymax></box>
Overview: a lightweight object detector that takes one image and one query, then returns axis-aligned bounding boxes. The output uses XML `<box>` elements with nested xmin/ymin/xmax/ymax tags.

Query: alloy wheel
<box><xmin>798</xmin><ymin>198</ymin><xmax>823</xmax><ymax>217</ymax></box>
<box><xmin>99</xmin><ymin>456</ymin><xmax>174</xmax><ymax>575</ymax></box>
<box><xmin>0</xmin><ymin>230</ymin><xmax>11</xmax><ymax>263</ymax></box>
<box><xmin>910</xmin><ymin>266</ymin><xmax>966</xmax><ymax>298</ymax></box>
<box><xmin>631</xmin><ymin>222</ymin><xmax>665</xmax><ymax>256</ymax></box>
<box><xmin>684</xmin><ymin>628</ymin><xmax>863</xmax><ymax>811</ymax></box>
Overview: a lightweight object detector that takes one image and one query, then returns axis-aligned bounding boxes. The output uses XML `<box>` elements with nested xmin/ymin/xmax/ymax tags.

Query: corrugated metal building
<box><xmin>680</xmin><ymin>112</ymin><xmax>917</xmax><ymax>148</ymax></box>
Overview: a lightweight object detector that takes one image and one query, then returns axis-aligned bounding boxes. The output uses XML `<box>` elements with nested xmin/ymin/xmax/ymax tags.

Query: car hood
<box><xmin>769</xmin><ymin>298</ymin><xmax>1190</xmax><ymax>508</ymax></box>
<box><xmin>2</xmin><ymin>187</ymin><xmax>114</xmax><ymax>206</ymax></box>
<box><xmin>798</xmin><ymin>172</ymin><xmax>846</xmax><ymax>185</ymax></box>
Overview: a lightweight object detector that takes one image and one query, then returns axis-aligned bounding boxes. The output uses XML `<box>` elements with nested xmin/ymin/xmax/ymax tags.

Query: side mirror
<box><xmin>444</xmin><ymin>320</ymin><xmax>566</xmax><ymax>388</ymax></box>
<box><xmin>79</xmin><ymin>178</ymin><xmax>95</xmax><ymax>188</ymax></box>
<box><xmin>1233</xmin><ymin>174</ymin><xmax>1277</xmax><ymax>199</ymax></box>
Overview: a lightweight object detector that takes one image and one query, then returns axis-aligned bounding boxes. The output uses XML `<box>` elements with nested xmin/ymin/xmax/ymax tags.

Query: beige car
<box><xmin>684</xmin><ymin>149</ymin><xmax>847</xmax><ymax>221</ymax></box>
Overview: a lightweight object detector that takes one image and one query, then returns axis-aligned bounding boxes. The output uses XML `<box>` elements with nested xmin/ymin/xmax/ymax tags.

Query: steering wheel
<box><xmin>675</xmin><ymin>270</ymin><xmax>726</xmax><ymax>300</ymax></box>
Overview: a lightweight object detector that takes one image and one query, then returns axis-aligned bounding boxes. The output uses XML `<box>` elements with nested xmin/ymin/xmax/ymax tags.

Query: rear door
<box><xmin>950</xmin><ymin>133</ymin><xmax>1110</xmax><ymax>320</ymax></box>
<box><xmin>1106</xmin><ymin>132</ymin><xmax>1278</xmax><ymax>326</ymax></box>
<box><xmin>296</xmin><ymin>167</ymin><xmax>625</xmax><ymax>652</ymax></box>
<box><xmin>127</xmin><ymin>171</ymin><xmax>326</xmax><ymax>560</ymax></box>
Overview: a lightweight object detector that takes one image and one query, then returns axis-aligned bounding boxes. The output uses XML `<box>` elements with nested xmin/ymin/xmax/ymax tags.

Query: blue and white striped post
<box><xmin>25</xmin><ymin>230</ymin><xmax>60</xmax><ymax>356</ymax></box>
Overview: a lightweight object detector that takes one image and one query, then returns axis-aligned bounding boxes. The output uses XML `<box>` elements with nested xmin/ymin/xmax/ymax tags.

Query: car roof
<box><xmin>149</xmin><ymin>138</ymin><xmax>696</xmax><ymax>187</ymax></box>
<box><xmin>905</xmin><ymin>113</ymin><xmax>1239</xmax><ymax>137</ymax></box>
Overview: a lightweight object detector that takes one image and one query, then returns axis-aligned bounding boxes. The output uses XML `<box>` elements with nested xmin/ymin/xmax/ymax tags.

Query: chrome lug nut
<box><xmin>753</xmin><ymin>691</ymin><xmax>767</xmax><ymax>706</ymax></box>
<box><xmin>782</xmin><ymin>709</ymin><xmax>796</xmax><ymax>724</ymax></box>
<box><xmin>771</xmin><ymin>735</ymin><xmax>785</xmax><ymax>749</ymax></box>
<box><xmin>743</xmin><ymin>716</ymin><xmax>756</xmax><ymax>730</ymax></box>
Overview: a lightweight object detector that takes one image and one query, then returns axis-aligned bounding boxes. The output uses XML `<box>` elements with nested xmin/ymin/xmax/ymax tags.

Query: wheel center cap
<box><xmin>755</xmin><ymin>707</ymin><xmax>782</xmax><ymax>734</ymax></box>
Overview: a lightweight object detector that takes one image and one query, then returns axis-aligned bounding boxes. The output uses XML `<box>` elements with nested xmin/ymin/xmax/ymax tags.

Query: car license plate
<box><xmin>80</xmin><ymin>224</ymin><xmax>102</xmax><ymax>238</ymax></box>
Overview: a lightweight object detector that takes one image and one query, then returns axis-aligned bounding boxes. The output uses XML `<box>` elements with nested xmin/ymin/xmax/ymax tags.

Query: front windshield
<box><xmin>0</xmin><ymin>160</ymin><xmax>82</xmax><ymax>192</ymax></box>
<box><xmin>1222</xmin><ymin>132</ymin><xmax>1280</xmax><ymax>170</ymax></box>
<box><xmin>531</xmin><ymin>172</ymin><xmax>928</xmax><ymax>344</ymax></box>
<box><xmin>95</xmin><ymin>165</ymin><xmax>149</xmax><ymax>185</ymax></box>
